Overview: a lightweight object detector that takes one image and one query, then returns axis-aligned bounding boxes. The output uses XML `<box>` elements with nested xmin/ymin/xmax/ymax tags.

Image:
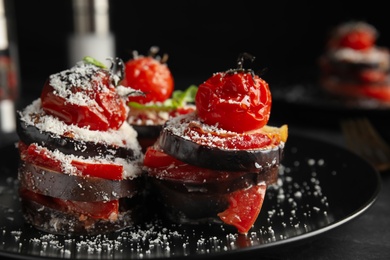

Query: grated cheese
<box><xmin>19</xmin><ymin>98</ymin><xmax>142</xmax><ymax>157</ymax></box>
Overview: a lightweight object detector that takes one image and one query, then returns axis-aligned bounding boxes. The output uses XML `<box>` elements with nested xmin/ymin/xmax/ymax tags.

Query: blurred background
<box><xmin>3</xmin><ymin>0</ymin><xmax>390</xmax><ymax>101</ymax></box>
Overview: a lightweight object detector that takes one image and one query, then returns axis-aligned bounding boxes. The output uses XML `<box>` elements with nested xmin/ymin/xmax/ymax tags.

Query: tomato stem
<box><xmin>226</xmin><ymin>52</ymin><xmax>256</xmax><ymax>77</ymax></box>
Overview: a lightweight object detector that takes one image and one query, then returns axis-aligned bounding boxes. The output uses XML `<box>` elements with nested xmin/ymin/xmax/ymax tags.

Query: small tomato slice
<box><xmin>19</xmin><ymin>141</ymin><xmax>62</xmax><ymax>172</ymax></box>
<box><xmin>196</xmin><ymin>72</ymin><xmax>271</xmax><ymax>133</ymax></box>
<box><xmin>19</xmin><ymin>142</ymin><xmax>123</xmax><ymax>180</ymax></box>
<box><xmin>123</xmin><ymin>56</ymin><xmax>174</xmax><ymax>104</ymax></box>
<box><xmin>144</xmin><ymin>146</ymin><xmax>242</xmax><ymax>182</ymax></box>
<box><xmin>71</xmin><ymin>160</ymin><xmax>123</xmax><ymax>180</ymax></box>
<box><xmin>217</xmin><ymin>184</ymin><xmax>266</xmax><ymax>234</ymax></box>
<box><xmin>20</xmin><ymin>188</ymin><xmax>119</xmax><ymax>220</ymax></box>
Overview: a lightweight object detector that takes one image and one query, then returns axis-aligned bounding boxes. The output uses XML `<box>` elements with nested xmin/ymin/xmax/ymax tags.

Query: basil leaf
<box><xmin>128</xmin><ymin>85</ymin><xmax>198</xmax><ymax>111</ymax></box>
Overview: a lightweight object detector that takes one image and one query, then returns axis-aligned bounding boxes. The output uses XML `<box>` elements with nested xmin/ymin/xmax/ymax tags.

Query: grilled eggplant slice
<box><xmin>156</xmin><ymin>127</ymin><xmax>285</xmax><ymax>172</ymax></box>
<box><xmin>17</xmin><ymin>113</ymin><xmax>138</xmax><ymax>160</ymax></box>
<box><xmin>18</xmin><ymin>162</ymin><xmax>143</xmax><ymax>202</ymax></box>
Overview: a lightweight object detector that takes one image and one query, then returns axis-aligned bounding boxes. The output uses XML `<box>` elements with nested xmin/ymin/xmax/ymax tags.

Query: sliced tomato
<box><xmin>70</xmin><ymin>160</ymin><xmax>123</xmax><ymax>180</ymax></box>
<box><xmin>144</xmin><ymin>146</ymin><xmax>242</xmax><ymax>182</ymax></box>
<box><xmin>20</xmin><ymin>188</ymin><xmax>119</xmax><ymax>220</ymax></box>
<box><xmin>19</xmin><ymin>141</ymin><xmax>62</xmax><ymax>172</ymax></box>
<box><xmin>143</xmin><ymin>145</ymin><xmax>183</xmax><ymax>168</ymax></box>
<box><xmin>196</xmin><ymin>71</ymin><xmax>272</xmax><ymax>133</ymax></box>
<box><xmin>19</xmin><ymin>142</ymin><xmax>123</xmax><ymax>180</ymax></box>
<box><xmin>217</xmin><ymin>184</ymin><xmax>266</xmax><ymax>234</ymax></box>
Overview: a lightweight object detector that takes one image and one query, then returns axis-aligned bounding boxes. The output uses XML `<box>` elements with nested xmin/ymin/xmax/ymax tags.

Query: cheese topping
<box><xmin>19</xmin><ymin>98</ymin><xmax>142</xmax><ymax>157</ymax></box>
<box><xmin>163</xmin><ymin>112</ymin><xmax>287</xmax><ymax>150</ymax></box>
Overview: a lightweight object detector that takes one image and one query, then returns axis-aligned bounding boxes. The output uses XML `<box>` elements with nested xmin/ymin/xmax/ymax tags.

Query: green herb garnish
<box><xmin>83</xmin><ymin>56</ymin><xmax>107</xmax><ymax>69</ymax></box>
<box><xmin>128</xmin><ymin>85</ymin><xmax>198</xmax><ymax>111</ymax></box>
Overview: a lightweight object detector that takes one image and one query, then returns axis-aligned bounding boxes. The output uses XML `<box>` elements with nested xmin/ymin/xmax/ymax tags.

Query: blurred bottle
<box><xmin>0</xmin><ymin>0</ymin><xmax>18</xmax><ymax>138</ymax></box>
<box><xmin>68</xmin><ymin>0</ymin><xmax>115</xmax><ymax>67</ymax></box>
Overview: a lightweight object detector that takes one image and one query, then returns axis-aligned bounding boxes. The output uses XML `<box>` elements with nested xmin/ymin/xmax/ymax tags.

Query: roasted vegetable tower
<box><xmin>122</xmin><ymin>46</ymin><xmax>197</xmax><ymax>152</ymax></box>
<box><xmin>16</xmin><ymin>57</ymin><xmax>145</xmax><ymax>235</ymax></box>
<box><xmin>143</xmin><ymin>53</ymin><xmax>288</xmax><ymax>234</ymax></box>
<box><xmin>319</xmin><ymin>21</ymin><xmax>390</xmax><ymax>103</ymax></box>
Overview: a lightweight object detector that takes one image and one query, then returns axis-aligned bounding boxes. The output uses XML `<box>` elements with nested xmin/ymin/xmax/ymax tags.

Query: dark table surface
<box><xmin>1</xmin><ymin>95</ymin><xmax>389</xmax><ymax>260</ymax></box>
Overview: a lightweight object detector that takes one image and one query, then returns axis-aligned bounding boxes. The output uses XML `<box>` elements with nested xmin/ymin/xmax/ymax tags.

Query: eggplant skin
<box><xmin>132</xmin><ymin>124</ymin><xmax>163</xmax><ymax>152</ymax></box>
<box><xmin>132</xmin><ymin>124</ymin><xmax>162</xmax><ymax>139</ymax></box>
<box><xmin>16</xmin><ymin>114</ymin><xmax>138</xmax><ymax>160</ymax></box>
<box><xmin>145</xmin><ymin>164</ymin><xmax>278</xmax><ymax>225</ymax></box>
<box><xmin>148</xmin><ymin>178</ymin><xmax>229</xmax><ymax>225</ymax></box>
<box><xmin>18</xmin><ymin>162</ymin><xmax>143</xmax><ymax>202</ymax></box>
<box><xmin>146</xmin><ymin>166</ymin><xmax>278</xmax><ymax>194</ymax></box>
<box><xmin>157</xmin><ymin>128</ymin><xmax>285</xmax><ymax>172</ymax></box>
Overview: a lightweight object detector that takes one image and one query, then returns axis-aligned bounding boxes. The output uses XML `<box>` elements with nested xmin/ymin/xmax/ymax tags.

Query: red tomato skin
<box><xmin>41</xmin><ymin>83</ymin><xmax>109</xmax><ymax>130</ymax></box>
<box><xmin>196</xmin><ymin>72</ymin><xmax>272</xmax><ymax>133</ymax></box>
<box><xmin>144</xmin><ymin>146</ymin><xmax>267</xmax><ymax>233</ymax></box>
<box><xmin>123</xmin><ymin>57</ymin><xmax>174</xmax><ymax>104</ymax></box>
<box><xmin>217</xmin><ymin>184</ymin><xmax>266</xmax><ymax>234</ymax></box>
<box><xmin>19</xmin><ymin>142</ymin><xmax>124</xmax><ymax>180</ymax></box>
<box><xmin>338</xmin><ymin>31</ymin><xmax>375</xmax><ymax>50</ymax></box>
<box><xmin>19</xmin><ymin>141</ymin><xmax>63</xmax><ymax>173</ymax></box>
<box><xmin>144</xmin><ymin>146</ymin><xmax>241</xmax><ymax>182</ymax></box>
<box><xmin>41</xmin><ymin>73</ymin><xmax>127</xmax><ymax>131</ymax></box>
<box><xmin>71</xmin><ymin>160</ymin><xmax>123</xmax><ymax>180</ymax></box>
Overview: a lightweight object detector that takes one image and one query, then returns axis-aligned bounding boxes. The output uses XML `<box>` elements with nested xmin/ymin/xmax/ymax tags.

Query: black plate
<box><xmin>272</xmin><ymin>82</ymin><xmax>390</xmax><ymax>111</ymax></box>
<box><xmin>0</xmin><ymin>133</ymin><xmax>381</xmax><ymax>260</ymax></box>
<box><xmin>271</xmin><ymin>83</ymin><xmax>390</xmax><ymax>133</ymax></box>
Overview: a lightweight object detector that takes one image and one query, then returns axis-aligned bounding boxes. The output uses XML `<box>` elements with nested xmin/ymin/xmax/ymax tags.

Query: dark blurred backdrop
<box><xmin>8</xmin><ymin>0</ymin><xmax>390</xmax><ymax>99</ymax></box>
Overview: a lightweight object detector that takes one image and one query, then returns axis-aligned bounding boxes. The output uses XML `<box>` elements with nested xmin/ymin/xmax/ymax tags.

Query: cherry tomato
<box><xmin>41</xmin><ymin>67</ymin><xmax>127</xmax><ymax>131</ymax></box>
<box><xmin>217</xmin><ymin>184</ymin><xmax>266</xmax><ymax>234</ymax></box>
<box><xmin>20</xmin><ymin>188</ymin><xmax>119</xmax><ymax>220</ymax></box>
<box><xmin>19</xmin><ymin>142</ymin><xmax>124</xmax><ymax>180</ymax></box>
<box><xmin>122</xmin><ymin>56</ymin><xmax>174</xmax><ymax>104</ymax></box>
<box><xmin>196</xmin><ymin>71</ymin><xmax>272</xmax><ymax>133</ymax></box>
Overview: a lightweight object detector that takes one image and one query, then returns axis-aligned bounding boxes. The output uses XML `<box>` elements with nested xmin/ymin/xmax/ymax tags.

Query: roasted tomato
<box><xmin>122</xmin><ymin>47</ymin><xmax>174</xmax><ymax>104</ymax></box>
<box><xmin>19</xmin><ymin>142</ymin><xmax>124</xmax><ymax>180</ymax></box>
<box><xmin>40</xmin><ymin>57</ymin><xmax>127</xmax><ymax>131</ymax></box>
<box><xmin>195</xmin><ymin>53</ymin><xmax>271</xmax><ymax>133</ymax></box>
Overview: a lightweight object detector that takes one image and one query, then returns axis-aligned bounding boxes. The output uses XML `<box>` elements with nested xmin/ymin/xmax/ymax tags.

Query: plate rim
<box><xmin>0</xmin><ymin>132</ymin><xmax>382</xmax><ymax>260</ymax></box>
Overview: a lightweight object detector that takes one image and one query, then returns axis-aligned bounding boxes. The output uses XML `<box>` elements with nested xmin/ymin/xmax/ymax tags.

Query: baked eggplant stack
<box><xmin>122</xmin><ymin>47</ymin><xmax>197</xmax><ymax>152</ymax></box>
<box><xmin>143</xmin><ymin>53</ymin><xmax>288</xmax><ymax>234</ymax></box>
<box><xmin>16</xmin><ymin>57</ymin><xmax>145</xmax><ymax>235</ymax></box>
